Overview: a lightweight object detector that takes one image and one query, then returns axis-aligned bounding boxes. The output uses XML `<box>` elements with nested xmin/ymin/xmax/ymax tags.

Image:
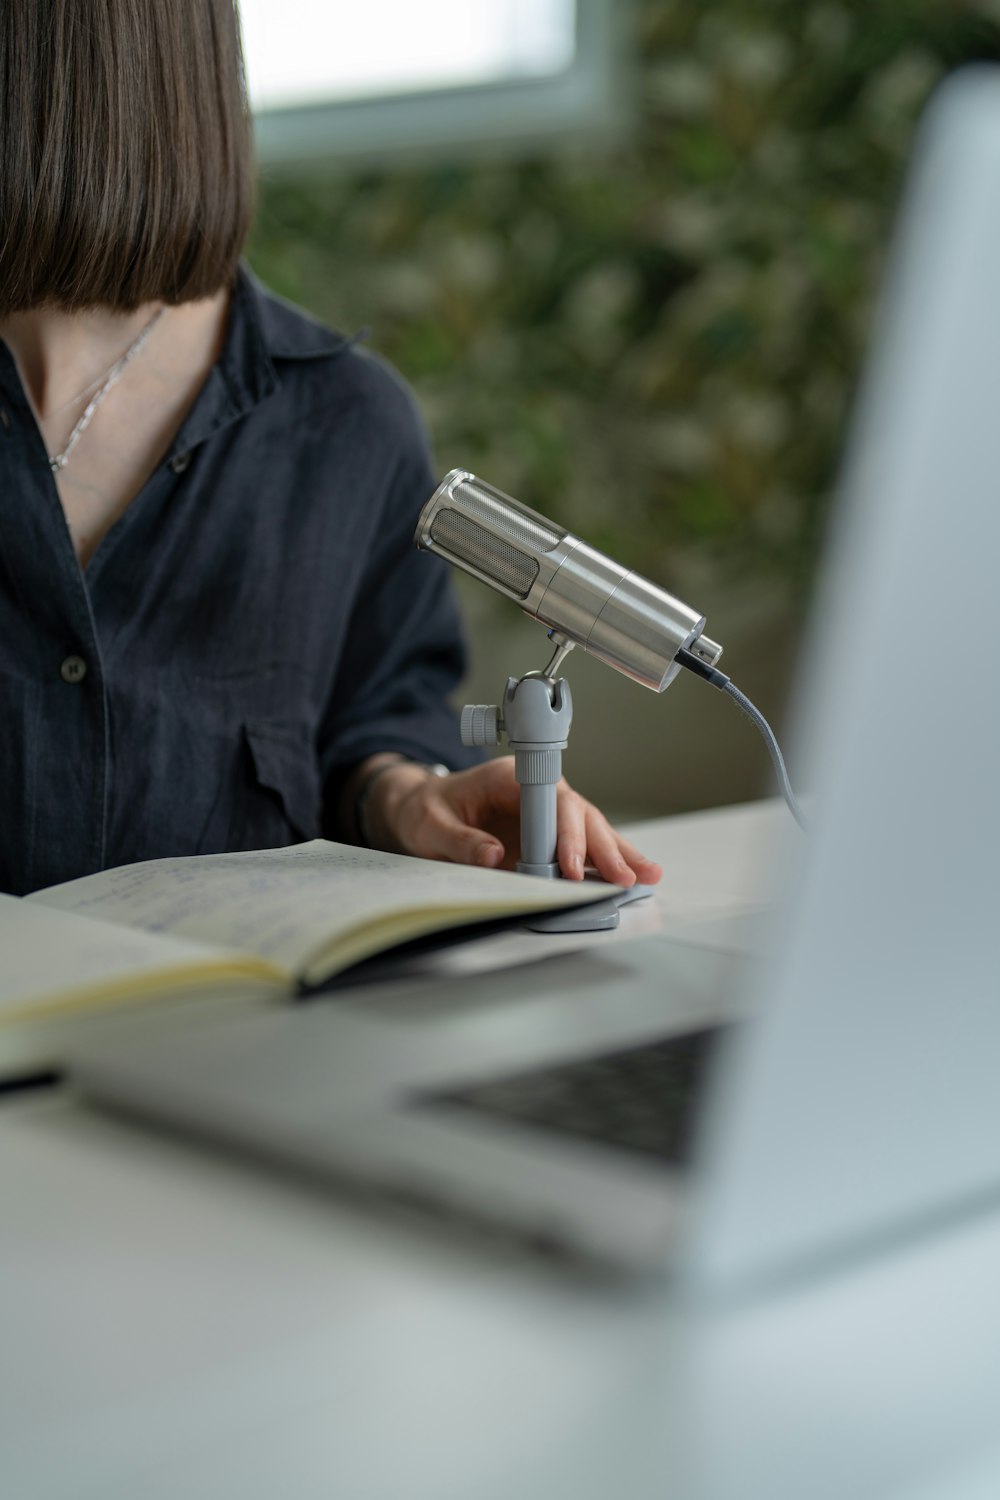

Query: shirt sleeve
<box><xmin>316</xmin><ymin>359</ymin><xmax>482</xmax><ymax>828</ymax></box>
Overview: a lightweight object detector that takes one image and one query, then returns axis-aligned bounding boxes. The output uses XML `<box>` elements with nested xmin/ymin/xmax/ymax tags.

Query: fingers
<box><xmin>554</xmin><ymin>788</ymin><xmax>588</xmax><ymax>880</ymax></box>
<box><xmin>388</xmin><ymin>758</ymin><xmax>663</xmax><ymax>887</ymax></box>
<box><xmin>397</xmin><ymin>783</ymin><xmax>506</xmax><ymax>869</ymax></box>
<box><xmin>555</xmin><ymin>787</ymin><xmax>634</xmax><ymax>885</ymax></box>
<box><xmin>580</xmin><ymin>803</ymin><xmax>638</xmax><ymax>887</ymax></box>
<box><xmin>614</xmin><ymin>832</ymin><xmax>663</xmax><ymax>886</ymax></box>
<box><xmin>555</xmin><ymin>786</ymin><xmax>663</xmax><ymax>887</ymax></box>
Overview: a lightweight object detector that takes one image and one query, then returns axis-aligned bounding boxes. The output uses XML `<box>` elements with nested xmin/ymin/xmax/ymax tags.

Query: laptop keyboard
<box><xmin>421</xmin><ymin>1026</ymin><xmax>723</xmax><ymax>1167</ymax></box>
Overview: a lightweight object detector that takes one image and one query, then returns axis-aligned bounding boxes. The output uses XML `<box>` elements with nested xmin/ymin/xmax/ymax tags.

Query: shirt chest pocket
<box><xmin>200</xmin><ymin>720</ymin><xmax>322</xmax><ymax>853</ymax></box>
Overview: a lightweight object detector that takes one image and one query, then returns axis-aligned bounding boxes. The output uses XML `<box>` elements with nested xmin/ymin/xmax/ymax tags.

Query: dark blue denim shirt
<box><xmin>0</xmin><ymin>266</ymin><xmax>474</xmax><ymax>895</ymax></box>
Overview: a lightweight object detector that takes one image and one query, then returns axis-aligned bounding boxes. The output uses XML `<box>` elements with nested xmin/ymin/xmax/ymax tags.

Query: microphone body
<box><xmin>415</xmin><ymin>470</ymin><xmax>721</xmax><ymax>692</ymax></box>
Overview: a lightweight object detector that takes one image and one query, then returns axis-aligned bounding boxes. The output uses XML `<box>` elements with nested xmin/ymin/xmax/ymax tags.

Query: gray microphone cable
<box><xmin>674</xmin><ymin>647</ymin><xmax>807</xmax><ymax>832</ymax></box>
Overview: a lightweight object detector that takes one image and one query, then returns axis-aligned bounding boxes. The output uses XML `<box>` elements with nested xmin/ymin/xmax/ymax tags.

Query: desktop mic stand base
<box><xmin>524</xmin><ymin>894</ymin><xmax>622</xmax><ymax>933</ymax></box>
<box><xmin>461</xmin><ymin>638</ymin><xmax>622</xmax><ymax>933</ymax></box>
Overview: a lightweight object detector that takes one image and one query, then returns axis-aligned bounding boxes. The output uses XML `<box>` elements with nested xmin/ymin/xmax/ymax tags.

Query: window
<box><xmin>241</xmin><ymin>0</ymin><xmax>627</xmax><ymax>165</ymax></box>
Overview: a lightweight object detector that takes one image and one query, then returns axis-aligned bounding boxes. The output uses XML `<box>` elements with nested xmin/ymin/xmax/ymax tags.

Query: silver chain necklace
<box><xmin>47</xmin><ymin>307</ymin><xmax>164</xmax><ymax>473</ymax></box>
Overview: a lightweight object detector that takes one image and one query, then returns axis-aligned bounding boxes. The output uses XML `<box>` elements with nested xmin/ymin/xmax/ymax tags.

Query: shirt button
<box><xmin>170</xmin><ymin>451</ymin><xmax>191</xmax><ymax>474</ymax></box>
<box><xmin>60</xmin><ymin>655</ymin><xmax>88</xmax><ymax>684</ymax></box>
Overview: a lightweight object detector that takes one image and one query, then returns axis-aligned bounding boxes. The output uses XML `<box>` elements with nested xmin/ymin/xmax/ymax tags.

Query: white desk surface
<box><xmin>3</xmin><ymin>801</ymin><xmax>999</xmax><ymax>1500</ymax></box>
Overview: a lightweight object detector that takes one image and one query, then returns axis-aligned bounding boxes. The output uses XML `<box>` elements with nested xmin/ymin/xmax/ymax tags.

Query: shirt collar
<box><xmin>168</xmin><ymin>262</ymin><xmax>352</xmax><ymax>461</ymax></box>
<box><xmin>243</xmin><ymin>264</ymin><xmax>352</xmax><ymax>363</ymax></box>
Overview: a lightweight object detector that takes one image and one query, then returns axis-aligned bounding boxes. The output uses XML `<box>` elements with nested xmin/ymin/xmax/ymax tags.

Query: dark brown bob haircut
<box><xmin>0</xmin><ymin>0</ymin><xmax>255</xmax><ymax>314</ymax></box>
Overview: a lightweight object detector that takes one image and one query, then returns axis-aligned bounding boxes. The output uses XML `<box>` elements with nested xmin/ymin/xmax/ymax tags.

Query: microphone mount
<box><xmin>460</xmin><ymin>632</ymin><xmax>625</xmax><ymax>931</ymax></box>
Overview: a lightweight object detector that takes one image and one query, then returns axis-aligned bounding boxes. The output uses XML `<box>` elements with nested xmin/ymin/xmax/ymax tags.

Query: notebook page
<box><xmin>0</xmin><ymin>894</ymin><xmax>283</xmax><ymax>1023</ymax></box>
<box><xmin>29</xmin><ymin>841</ymin><xmax>615</xmax><ymax>977</ymax></box>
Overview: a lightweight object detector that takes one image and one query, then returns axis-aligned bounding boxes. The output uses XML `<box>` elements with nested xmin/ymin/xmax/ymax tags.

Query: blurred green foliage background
<box><xmin>247</xmin><ymin>0</ymin><xmax>1000</xmax><ymax>814</ymax></box>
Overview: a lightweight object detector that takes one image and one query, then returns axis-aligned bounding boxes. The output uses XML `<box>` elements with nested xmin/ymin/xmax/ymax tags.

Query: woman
<box><xmin>0</xmin><ymin>0</ymin><xmax>661</xmax><ymax>899</ymax></box>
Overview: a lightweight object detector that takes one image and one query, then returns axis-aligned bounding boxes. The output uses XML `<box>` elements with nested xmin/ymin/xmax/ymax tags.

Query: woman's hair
<box><xmin>0</xmin><ymin>0</ymin><xmax>255</xmax><ymax>314</ymax></box>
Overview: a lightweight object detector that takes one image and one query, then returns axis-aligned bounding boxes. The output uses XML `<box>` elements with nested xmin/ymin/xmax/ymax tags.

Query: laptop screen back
<box><xmin>688</xmin><ymin>69</ymin><xmax>1000</xmax><ymax>1292</ymax></box>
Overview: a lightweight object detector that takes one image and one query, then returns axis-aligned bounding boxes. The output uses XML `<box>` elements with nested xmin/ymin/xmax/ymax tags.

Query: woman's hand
<box><xmin>362</xmin><ymin>755</ymin><xmax>662</xmax><ymax>889</ymax></box>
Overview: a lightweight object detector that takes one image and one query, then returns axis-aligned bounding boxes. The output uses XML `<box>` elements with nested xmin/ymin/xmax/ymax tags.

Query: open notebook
<box><xmin>0</xmin><ymin>841</ymin><xmax>614</xmax><ymax>1071</ymax></box>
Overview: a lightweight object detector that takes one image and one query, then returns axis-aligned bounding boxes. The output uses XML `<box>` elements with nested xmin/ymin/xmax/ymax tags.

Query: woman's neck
<box><xmin>0</xmin><ymin>303</ymin><xmax>166</xmax><ymax>419</ymax></box>
<box><xmin>0</xmin><ymin>293</ymin><xmax>231</xmax><ymax>422</ymax></box>
<box><xmin>0</xmin><ymin>290</ymin><xmax>231</xmax><ymax>568</ymax></box>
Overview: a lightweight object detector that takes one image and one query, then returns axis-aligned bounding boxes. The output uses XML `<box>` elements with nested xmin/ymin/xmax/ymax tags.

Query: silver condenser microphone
<box><xmin>414</xmin><ymin>469</ymin><xmax>723</xmax><ymax>690</ymax></box>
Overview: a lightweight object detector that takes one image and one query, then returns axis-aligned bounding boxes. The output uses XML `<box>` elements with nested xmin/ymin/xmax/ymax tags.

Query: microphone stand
<box><xmin>460</xmin><ymin>633</ymin><xmax>626</xmax><ymax>933</ymax></box>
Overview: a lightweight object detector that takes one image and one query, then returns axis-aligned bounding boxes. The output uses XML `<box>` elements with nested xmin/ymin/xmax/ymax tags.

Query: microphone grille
<box><xmin>429</xmin><ymin>509</ymin><xmax>539</xmax><ymax>598</ymax></box>
<box><xmin>449</xmin><ymin>475</ymin><xmax>563</xmax><ymax>554</ymax></box>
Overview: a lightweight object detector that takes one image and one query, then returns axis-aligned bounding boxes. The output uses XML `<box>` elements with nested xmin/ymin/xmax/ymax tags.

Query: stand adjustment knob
<box><xmin>461</xmin><ymin>703</ymin><xmax>501</xmax><ymax>747</ymax></box>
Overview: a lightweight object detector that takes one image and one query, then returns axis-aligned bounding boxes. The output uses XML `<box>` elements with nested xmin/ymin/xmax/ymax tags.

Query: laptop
<box><xmin>68</xmin><ymin>70</ymin><xmax>1000</xmax><ymax>1284</ymax></box>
